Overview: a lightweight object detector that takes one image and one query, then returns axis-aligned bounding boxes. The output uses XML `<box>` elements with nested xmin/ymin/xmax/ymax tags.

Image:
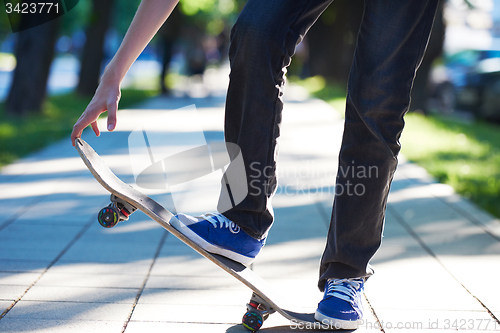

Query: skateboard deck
<box><xmin>75</xmin><ymin>138</ymin><xmax>317</xmax><ymax>331</ymax></box>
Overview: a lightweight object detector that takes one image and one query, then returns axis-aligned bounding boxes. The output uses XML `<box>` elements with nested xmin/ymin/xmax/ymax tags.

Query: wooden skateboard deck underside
<box><xmin>75</xmin><ymin>138</ymin><xmax>316</xmax><ymax>325</ymax></box>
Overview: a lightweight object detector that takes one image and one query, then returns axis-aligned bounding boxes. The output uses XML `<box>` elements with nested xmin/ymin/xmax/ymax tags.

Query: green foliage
<box><xmin>0</xmin><ymin>4</ymin><xmax>14</xmax><ymax>37</ymax></box>
<box><xmin>292</xmin><ymin>76</ymin><xmax>347</xmax><ymax>115</ymax></box>
<box><xmin>60</xmin><ymin>0</ymin><xmax>91</xmax><ymax>35</ymax></box>
<box><xmin>180</xmin><ymin>0</ymin><xmax>237</xmax><ymax>16</ymax></box>
<box><xmin>0</xmin><ymin>89</ymin><xmax>157</xmax><ymax>167</ymax></box>
<box><xmin>113</xmin><ymin>0</ymin><xmax>142</xmax><ymax>36</ymax></box>
<box><xmin>60</xmin><ymin>0</ymin><xmax>141</xmax><ymax>37</ymax></box>
<box><xmin>179</xmin><ymin>0</ymin><xmax>238</xmax><ymax>35</ymax></box>
<box><xmin>180</xmin><ymin>0</ymin><xmax>218</xmax><ymax>16</ymax></box>
<box><xmin>0</xmin><ymin>0</ymin><xmax>92</xmax><ymax>40</ymax></box>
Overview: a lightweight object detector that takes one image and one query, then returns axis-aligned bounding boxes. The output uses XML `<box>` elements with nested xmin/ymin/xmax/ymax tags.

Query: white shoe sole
<box><xmin>314</xmin><ymin>310</ymin><xmax>360</xmax><ymax>330</ymax></box>
<box><xmin>170</xmin><ymin>216</ymin><xmax>255</xmax><ymax>266</ymax></box>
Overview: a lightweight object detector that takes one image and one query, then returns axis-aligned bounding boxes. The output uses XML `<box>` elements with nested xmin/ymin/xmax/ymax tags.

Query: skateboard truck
<box><xmin>97</xmin><ymin>194</ymin><xmax>137</xmax><ymax>228</ymax></box>
<box><xmin>242</xmin><ymin>293</ymin><xmax>276</xmax><ymax>332</ymax></box>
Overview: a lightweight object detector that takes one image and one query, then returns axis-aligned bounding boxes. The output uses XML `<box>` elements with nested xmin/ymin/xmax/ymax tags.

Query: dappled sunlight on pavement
<box><xmin>0</xmin><ymin>88</ymin><xmax>499</xmax><ymax>332</ymax></box>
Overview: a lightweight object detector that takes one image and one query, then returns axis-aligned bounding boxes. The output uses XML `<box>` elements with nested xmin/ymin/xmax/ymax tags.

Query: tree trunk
<box><xmin>307</xmin><ymin>0</ymin><xmax>364</xmax><ymax>83</ymax></box>
<box><xmin>410</xmin><ymin>0</ymin><xmax>445</xmax><ymax>113</ymax></box>
<box><xmin>76</xmin><ymin>0</ymin><xmax>115</xmax><ymax>96</ymax></box>
<box><xmin>6</xmin><ymin>19</ymin><xmax>59</xmax><ymax>115</ymax></box>
<box><xmin>158</xmin><ymin>6</ymin><xmax>182</xmax><ymax>94</ymax></box>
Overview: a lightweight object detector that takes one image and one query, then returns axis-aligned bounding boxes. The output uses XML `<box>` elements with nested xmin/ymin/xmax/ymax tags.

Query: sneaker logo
<box><xmin>229</xmin><ymin>223</ymin><xmax>241</xmax><ymax>234</ymax></box>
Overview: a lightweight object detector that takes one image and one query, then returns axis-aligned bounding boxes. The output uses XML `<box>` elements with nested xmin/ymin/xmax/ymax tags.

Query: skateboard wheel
<box><xmin>98</xmin><ymin>206</ymin><xmax>119</xmax><ymax>228</ymax></box>
<box><xmin>242</xmin><ymin>310</ymin><xmax>263</xmax><ymax>332</ymax></box>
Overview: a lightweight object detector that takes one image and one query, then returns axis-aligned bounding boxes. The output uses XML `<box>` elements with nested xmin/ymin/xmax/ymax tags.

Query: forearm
<box><xmin>103</xmin><ymin>0</ymin><xmax>179</xmax><ymax>84</ymax></box>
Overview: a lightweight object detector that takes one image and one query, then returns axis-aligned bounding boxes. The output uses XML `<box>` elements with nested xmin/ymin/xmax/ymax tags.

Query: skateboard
<box><xmin>75</xmin><ymin>138</ymin><xmax>318</xmax><ymax>332</ymax></box>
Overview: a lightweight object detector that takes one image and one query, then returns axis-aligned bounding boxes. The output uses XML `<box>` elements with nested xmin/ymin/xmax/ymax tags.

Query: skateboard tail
<box><xmin>75</xmin><ymin>138</ymin><xmax>172</xmax><ymax>223</ymax></box>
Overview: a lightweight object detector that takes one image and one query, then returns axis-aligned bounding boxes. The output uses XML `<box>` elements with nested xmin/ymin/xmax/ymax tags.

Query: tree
<box><xmin>157</xmin><ymin>6</ymin><xmax>183</xmax><ymax>94</ymax></box>
<box><xmin>410</xmin><ymin>0</ymin><xmax>445</xmax><ymax>113</ymax></box>
<box><xmin>306</xmin><ymin>0</ymin><xmax>364</xmax><ymax>83</ymax></box>
<box><xmin>306</xmin><ymin>0</ymin><xmax>445</xmax><ymax>114</ymax></box>
<box><xmin>6</xmin><ymin>19</ymin><xmax>59</xmax><ymax>115</ymax></box>
<box><xmin>76</xmin><ymin>0</ymin><xmax>115</xmax><ymax>96</ymax></box>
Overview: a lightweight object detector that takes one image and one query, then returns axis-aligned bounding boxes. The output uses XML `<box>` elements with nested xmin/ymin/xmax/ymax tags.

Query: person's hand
<box><xmin>71</xmin><ymin>78</ymin><xmax>121</xmax><ymax>146</ymax></box>
<box><xmin>70</xmin><ymin>0</ymin><xmax>180</xmax><ymax>146</ymax></box>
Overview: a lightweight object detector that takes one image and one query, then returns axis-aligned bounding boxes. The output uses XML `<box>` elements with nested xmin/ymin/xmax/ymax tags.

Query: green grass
<box><xmin>290</xmin><ymin>75</ymin><xmax>347</xmax><ymax>115</ymax></box>
<box><xmin>400</xmin><ymin>113</ymin><xmax>500</xmax><ymax>218</ymax></box>
<box><xmin>294</xmin><ymin>77</ymin><xmax>500</xmax><ymax>219</ymax></box>
<box><xmin>0</xmin><ymin>89</ymin><xmax>157</xmax><ymax>167</ymax></box>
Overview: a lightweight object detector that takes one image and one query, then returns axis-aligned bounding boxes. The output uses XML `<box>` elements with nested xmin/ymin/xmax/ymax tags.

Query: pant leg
<box><xmin>220</xmin><ymin>0</ymin><xmax>333</xmax><ymax>239</ymax></box>
<box><xmin>318</xmin><ymin>0</ymin><xmax>440</xmax><ymax>290</ymax></box>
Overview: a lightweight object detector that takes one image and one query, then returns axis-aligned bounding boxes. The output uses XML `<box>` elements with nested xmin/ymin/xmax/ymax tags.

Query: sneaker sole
<box><xmin>170</xmin><ymin>217</ymin><xmax>255</xmax><ymax>266</ymax></box>
<box><xmin>314</xmin><ymin>310</ymin><xmax>360</xmax><ymax>330</ymax></box>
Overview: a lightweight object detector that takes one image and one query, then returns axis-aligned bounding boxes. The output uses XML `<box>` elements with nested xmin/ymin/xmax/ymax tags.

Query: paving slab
<box><xmin>150</xmin><ymin>254</ymin><xmax>234</xmax><ymax>277</ymax></box>
<box><xmin>385</xmin><ymin>161</ymin><xmax>500</xmax><ymax>321</ymax></box>
<box><xmin>0</xmin><ymin>285</ymin><xmax>29</xmax><ymax>301</ymax></box>
<box><xmin>436</xmin><ymin>255</ymin><xmax>500</xmax><ymax>318</ymax></box>
<box><xmin>373</xmin><ymin>309</ymin><xmax>496</xmax><ymax>331</ymax></box>
<box><xmin>0</xmin><ymin>223</ymin><xmax>84</xmax><ymax>261</ymax></box>
<box><xmin>34</xmin><ymin>272</ymin><xmax>145</xmax><ymax>289</ymax></box>
<box><xmin>22</xmin><ymin>285</ymin><xmax>138</xmax><ymax>304</ymax></box>
<box><xmin>0</xmin><ymin>272</ymin><xmax>41</xmax><ymax>286</ymax></box>
<box><xmin>15</xmin><ymin>194</ymin><xmax>106</xmax><ymax>225</ymax></box>
<box><xmin>58</xmin><ymin>227</ymin><xmax>164</xmax><ymax>263</ymax></box>
<box><xmin>48</xmin><ymin>260</ymin><xmax>153</xmax><ymax>275</ymax></box>
<box><xmin>0</xmin><ymin>300</ymin><xmax>13</xmax><ymax>314</ymax></box>
<box><xmin>130</xmin><ymin>303</ymin><xmax>244</xmax><ymax>323</ymax></box>
<box><xmin>138</xmin><ymin>288</ymin><xmax>250</xmax><ymax>306</ymax></box>
<box><xmin>0</xmin><ymin>318</ymin><xmax>125</xmax><ymax>333</ymax></box>
<box><xmin>366</xmin><ymin>256</ymin><xmax>485</xmax><ymax>312</ymax></box>
<box><xmin>144</xmin><ymin>275</ymin><xmax>245</xmax><ymax>290</ymax></box>
<box><xmin>0</xmin><ymin>259</ymin><xmax>50</xmax><ymax>273</ymax></box>
<box><xmin>124</xmin><ymin>321</ymin><xmax>244</xmax><ymax>333</ymax></box>
<box><xmin>6</xmin><ymin>300</ymin><xmax>132</xmax><ymax>321</ymax></box>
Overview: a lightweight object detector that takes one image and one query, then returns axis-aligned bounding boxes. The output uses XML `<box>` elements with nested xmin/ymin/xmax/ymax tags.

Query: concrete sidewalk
<box><xmin>0</xmin><ymin>87</ymin><xmax>499</xmax><ymax>333</ymax></box>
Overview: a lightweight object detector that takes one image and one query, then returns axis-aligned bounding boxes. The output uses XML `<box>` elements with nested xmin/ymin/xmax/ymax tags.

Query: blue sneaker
<box><xmin>314</xmin><ymin>278</ymin><xmax>364</xmax><ymax>329</ymax></box>
<box><xmin>170</xmin><ymin>213</ymin><xmax>265</xmax><ymax>265</ymax></box>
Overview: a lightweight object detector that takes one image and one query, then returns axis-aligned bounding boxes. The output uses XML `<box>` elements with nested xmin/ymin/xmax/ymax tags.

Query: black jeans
<box><xmin>219</xmin><ymin>0</ymin><xmax>439</xmax><ymax>290</ymax></box>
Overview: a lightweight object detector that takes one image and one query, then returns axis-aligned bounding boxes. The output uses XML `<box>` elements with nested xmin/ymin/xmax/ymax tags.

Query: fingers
<box><xmin>107</xmin><ymin>100</ymin><xmax>118</xmax><ymax>132</ymax></box>
<box><xmin>70</xmin><ymin>108</ymin><xmax>99</xmax><ymax>146</ymax></box>
<box><xmin>91</xmin><ymin>121</ymin><xmax>100</xmax><ymax>137</ymax></box>
<box><xmin>70</xmin><ymin>129</ymin><xmax>80</xmax><ymax>147</ymax></box>
<box><xmin>70</xmin><ymin>85</ymin><xmax>121</xmax><ymax>146</ymax></box>
<box><xmin>71</xmin><ymin>117</ymin><xmax>85</xmax><ymax>147</ymax></box>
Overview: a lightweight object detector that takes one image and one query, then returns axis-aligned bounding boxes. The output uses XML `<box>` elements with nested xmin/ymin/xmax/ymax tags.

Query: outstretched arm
<box><xmin>71</xmin><ymin>0</ymin><xmax>179</xmax><ymax>146</ymax></box>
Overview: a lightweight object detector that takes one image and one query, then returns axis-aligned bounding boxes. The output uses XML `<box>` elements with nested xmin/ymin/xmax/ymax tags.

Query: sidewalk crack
<box><xmin>121</xmin><ymin>230</ymin><xmax>168</xmax><ymax>333</ymax></box>
<box><xmin>0</xmin><ymin>212</ymin><xmax>96</xmax><ymax>321</ymax></box>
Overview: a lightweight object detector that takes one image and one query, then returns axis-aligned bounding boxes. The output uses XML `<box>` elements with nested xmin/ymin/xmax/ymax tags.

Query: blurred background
<box><xmin>0</xmin><ymin>0</ymin><xmax>498</xmax><ymax>219</ymax></box>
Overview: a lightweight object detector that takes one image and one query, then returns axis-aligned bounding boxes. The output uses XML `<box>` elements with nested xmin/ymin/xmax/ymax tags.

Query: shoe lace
<box><xmin>203</xmin><ymin>213</ymin><xmax>241</xmax><ymax>234</ymax></box>
<box><xmin>325</xmin><ymin>278</ymin><xmax>363</xmax><ymax>304</ymax></box>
